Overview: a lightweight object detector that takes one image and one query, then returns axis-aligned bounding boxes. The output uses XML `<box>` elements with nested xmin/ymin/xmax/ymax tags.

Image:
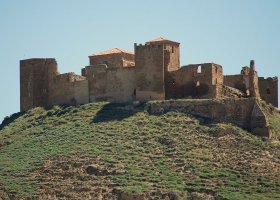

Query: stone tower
<box><xmin>134</xmin><ymin>38</ymin><xmax>180</xmax><ymax>101</ymax></box>
<box><xmin>20</xmin><ymin>58</ymin><xmax>58</xmax><ymax>112</ymax></box>
<box><xmin>145</xmin><ymin>38</ymin><xmax>180</xmax><ymax>72</ymax></box>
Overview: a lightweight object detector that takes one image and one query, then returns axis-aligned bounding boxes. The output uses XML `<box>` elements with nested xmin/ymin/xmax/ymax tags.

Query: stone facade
<box><xmin>20</xmin><ymin>37</ymin><xmax>278</xmax><ymax>112</ymax></box>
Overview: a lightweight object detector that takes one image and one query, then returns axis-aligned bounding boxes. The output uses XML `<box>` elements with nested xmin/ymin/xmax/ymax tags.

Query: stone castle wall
<box><xmin>258</xmin><ymin>77</ymin><xmax>278</xmax><ymax>107</ymax></box>
<box><xmin>48</xmin><ymin>73</ymin><xmax>89</xmax><ymax>106</ymax></box>
<box><xmin>163</xmin><ymin>43</ymin><xmax>180</xmax><ymax>72</ymax></box>
<box><xmin>20</xmin><ymin>38</ymin><xmax>278</xmax><ymax>113</ymax></box>
<box><xmin>165</xmin><ymin>63</ymin><xmax>223</xmax><ymax>99</ymax></box>
<box><xmin>148</xmin><ymin>98</ymin><xmax>271</xmax><ymax>138</ymax></box>
<box><xmin>89</xmin><ymin>52</ymin><xmax>135</xmax><ymax>68</ymax></box>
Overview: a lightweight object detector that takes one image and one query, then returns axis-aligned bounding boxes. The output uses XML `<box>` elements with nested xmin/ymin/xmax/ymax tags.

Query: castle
<box><xmin>20</xmin><ymin>38</ymin><xmax>278</xmax><ymax>112</ymax></box>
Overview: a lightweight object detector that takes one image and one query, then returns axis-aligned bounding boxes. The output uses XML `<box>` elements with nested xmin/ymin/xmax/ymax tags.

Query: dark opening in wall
<box><xmin>172</xmin><ymin>46</ymin><xmax>174</xmax><ymax>53</ymax></box>
<box><xmin>266</xmin><ymin>88</ymin><xmax>271</xmax><ymax>94</ymax></box>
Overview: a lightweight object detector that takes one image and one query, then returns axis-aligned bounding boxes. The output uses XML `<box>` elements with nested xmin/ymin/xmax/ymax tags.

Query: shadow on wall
<box><xmin>91</xmin><ymin>103</ymin><xmax>144</xmax><ymax>123</ymax></box>
<box><xmin>0</xmin><ymin>112</ymin><xmax>26</xmax><ymax>131</ymax></box>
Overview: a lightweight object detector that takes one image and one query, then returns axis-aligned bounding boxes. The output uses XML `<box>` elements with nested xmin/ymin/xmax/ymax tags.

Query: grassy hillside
<box><xmin>0</xmin><ymin>102</ymin><xmax>280</xmax><ymax>199</ymax></box>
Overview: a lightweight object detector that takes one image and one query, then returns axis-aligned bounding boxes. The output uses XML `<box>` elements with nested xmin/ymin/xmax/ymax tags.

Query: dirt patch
<box><xmin>32</xmin><ymin>154</ymin><xmax>119</xmax><ymax>200</ymax></box>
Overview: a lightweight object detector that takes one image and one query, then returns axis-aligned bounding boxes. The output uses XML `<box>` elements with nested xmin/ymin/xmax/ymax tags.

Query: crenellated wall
<box><xmin>19</xmin><ymin>38</ymin><xmax>278</xmax><ymax>113</ymax></box>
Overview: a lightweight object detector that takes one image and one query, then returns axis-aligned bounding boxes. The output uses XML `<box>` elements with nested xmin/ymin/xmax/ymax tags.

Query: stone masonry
<box><xmin>20</xmin><ymin>37</ymin><xmax>278</xmax><ymax>113</ymax></box>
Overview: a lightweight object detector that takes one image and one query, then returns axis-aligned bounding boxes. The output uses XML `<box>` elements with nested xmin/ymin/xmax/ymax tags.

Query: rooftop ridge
<box><xmin>90</xmin><ymin>48</ymin><xmax>134</xmax><ymax>56</ymax></box>
<box><xmin>145</xmin><ymin>37</ymin><xmax>180</xmax><ymax>45</ymax></box>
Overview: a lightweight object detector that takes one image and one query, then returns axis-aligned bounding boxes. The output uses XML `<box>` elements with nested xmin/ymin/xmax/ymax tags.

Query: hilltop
<box><xmin>0</xmin><ymin>100</ymin><xmax>280</xmax><ymax>200</ymax></box>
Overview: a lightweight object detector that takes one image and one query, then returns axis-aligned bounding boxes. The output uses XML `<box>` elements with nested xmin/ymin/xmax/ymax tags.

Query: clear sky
<box><xmin>0</xmin><ymin>0</ymin><xmax>279</xmax><ymax>122</ymax></box>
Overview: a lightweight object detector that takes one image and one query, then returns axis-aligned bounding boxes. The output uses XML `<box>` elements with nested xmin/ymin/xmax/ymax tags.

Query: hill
<box><xmin>0</xmin><ymin>101</ymin><xmax>280</xmax><ymax>200</ymax></box>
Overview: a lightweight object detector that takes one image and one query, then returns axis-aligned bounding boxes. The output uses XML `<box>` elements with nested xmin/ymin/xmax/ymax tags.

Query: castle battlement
<box><xmin>20</xmin><ymin>37</ymin><xmax>278</xmax><ymax>113</ymax></box>
<box><xmin>134</xmin><ymin>43</ymin><xmax>164</xmax><ymax>49</ymax></box>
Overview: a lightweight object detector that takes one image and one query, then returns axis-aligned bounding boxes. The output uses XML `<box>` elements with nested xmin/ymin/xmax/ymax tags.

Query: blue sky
<box><xmin>0</xmin><ymin>0</ymin><xmax>279</xmax><ymax>122</ymax></box>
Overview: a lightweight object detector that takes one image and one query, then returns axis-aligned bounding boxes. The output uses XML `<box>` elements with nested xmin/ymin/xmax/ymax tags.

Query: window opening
<box><xmin>197</xmin><ymin>65</ymin><xmax>201</xmax><ymax>73</ymax></box>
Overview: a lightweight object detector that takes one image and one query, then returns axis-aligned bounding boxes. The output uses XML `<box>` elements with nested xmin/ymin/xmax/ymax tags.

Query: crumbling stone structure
<box><xmin>20</xmin><ymin>37</ymin><xmax>278</xmax><ymax>113</ymax></box>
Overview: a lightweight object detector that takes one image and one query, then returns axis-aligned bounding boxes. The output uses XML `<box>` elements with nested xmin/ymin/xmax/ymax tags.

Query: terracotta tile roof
<box><xmin>90</xmin><ymin>48</ymin><xmax>134</xmax><ymax>56</ymax></box>
<box><xmin>145</xmin><ymin>37</ymin><xmax>180</xmax><ymax>45</ymax></box>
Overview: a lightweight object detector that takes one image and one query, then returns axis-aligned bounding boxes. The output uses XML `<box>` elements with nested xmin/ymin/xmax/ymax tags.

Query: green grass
<box><xmin>268</xmin><ymin>112</ymin><xmax>280</xmax><ymax>140</ymax></box>
<box><xmin>0</xmin><ymin>102</ymin><xmax>280</xmax><ymax>199</ymax></box>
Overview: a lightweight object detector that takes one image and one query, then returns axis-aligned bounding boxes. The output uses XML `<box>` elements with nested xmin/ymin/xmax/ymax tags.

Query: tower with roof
<box><xmin>88</xmin><ymin>48</ymin><xmax>135</xmax><ymax>68</ymax></box>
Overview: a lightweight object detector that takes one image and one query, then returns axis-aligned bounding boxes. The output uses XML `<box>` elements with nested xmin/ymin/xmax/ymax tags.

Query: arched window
<box><xmin>197</xmin><ymin>65</ymin><xmax>201</xmax><ymax>73</ymax></box>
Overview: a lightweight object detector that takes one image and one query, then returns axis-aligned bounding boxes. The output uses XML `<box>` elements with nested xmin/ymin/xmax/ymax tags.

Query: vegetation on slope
<box><xmin>0</xmin><ymin>102</ymin><xmax>280</xmax><ymax>199</ymax></box>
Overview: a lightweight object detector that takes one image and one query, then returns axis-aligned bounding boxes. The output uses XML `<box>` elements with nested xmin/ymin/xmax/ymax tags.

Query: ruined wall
<box><xmin>48</xmin><ymin>73</ymin><xmax>89</xmax><ymax>106</ymax></box>
<box><xmin>223</xmin><ymin>75</ymin><xmax>248</xmax><ymax>94</ymax></box>
<box><xmin>122</xmin><ymin>53</ymin><xmax>135</xmax><ymax>67</ymax></box>
<box><xmin>135</xmin><ymin>44</ymin><xmax>165</xmax><ymax>101</ymax></box>
<box><xmin>212</xmin><ymin>64</ymin><xmax>223</xmax><ymax>85</ymax></box>
<box><xmin>148</xmin><ymin>98</ymin><xmax>271</xmax><ymax>137</ymax></box>
<box><xmin>83</xmin><ymin>65</ymin><xmax>136</xmax><ymax>102</ymax></box>
<box><xmin>20</xmin><ymin>58</ymin><xmax>58</xmax><ymax>111</ymax></box>
<box><xmin>248</xmin><ymin>61</ymin><xmax>260</xmax><ymax>98</ymax></box>
<box><xmin>258</xmin><ymin>77</ymin><xmax>278</xmax><ymax>107</ymax></box>
<box><xmin>89</xmin><ymin>53</ymin><xmax>135</xmax><ymax>68</ymax></box>
<box><xmin>217</xmin><ymin>85</ymin><xmax>246</xmax><ymax>98</ymax></box>
<box><xmin>224</xmin><ymin>61</ymin><xmax>260</xmax><ymax>98</ymax></box>
<box><xmin>165</xmin><ymin>63</ymin><xmax>223</xmax><ymax>99</ymax></box>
